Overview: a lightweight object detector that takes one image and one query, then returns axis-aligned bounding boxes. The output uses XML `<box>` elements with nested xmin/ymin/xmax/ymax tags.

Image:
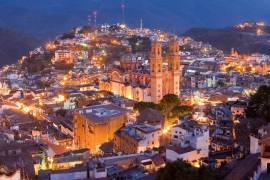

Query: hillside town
<box><xmin>1</xmin><ymin>23</ymin><xmax>270</xmax><ymax>180</ymax></box>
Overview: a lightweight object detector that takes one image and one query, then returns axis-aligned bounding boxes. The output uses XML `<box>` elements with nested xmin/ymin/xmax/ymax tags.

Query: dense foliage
<box><xmin>134</xmin><ymin>94</ymin><xmax>192</xmax><ymax>119</ymax></box>
<box><xmin>246</xmin><ymin>85</ymin><xmax>270</xmax><ymax>122</ymax></box>
<box><xmin>128</xmin><ymin>36</ymin><xmax>151</xmax><ymax>53</ymax></box>
<box><xmin>22</xmin><ymin>52</ymin><xmax>53</xmax><ymax>73</ymax></box>
<box><xmin>133</xmin><ymin>102</ymin><xmax>161</xmax><ymax>112</ymax></box>
<box><xmin>156</xmin><ymin>160</ymin><xmax>217</xmax><ymax>180</ymax></box>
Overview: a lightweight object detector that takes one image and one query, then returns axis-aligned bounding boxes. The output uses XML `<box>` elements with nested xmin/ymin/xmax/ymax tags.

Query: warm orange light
<box><xmin>256</xmin><ymin>29</ymin><xmax>263</xmax><ymax>36</ymax></box>
<box><xmin>46</xmin><ymin>42</ymin><xmax>56</xmax><ymax>50</ymax></box>
<box><xmin>54</xmin><ymin>94</ymin><xmax>65</xmax><ymax>102</ymax></box>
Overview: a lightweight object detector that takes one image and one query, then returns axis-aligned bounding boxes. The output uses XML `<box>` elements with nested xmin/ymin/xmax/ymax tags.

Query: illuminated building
<box><xmin>230</xmin><ymin>101</ymin><xmax>247</xmax><ymax>119</ymax></box>
<box><xmin>150</xmin><ymin>39</ymin><xmax>180</xmax><ymax>103</ymax></box>
<box><xmin>0</xmin><ymin>81</ymin><xmax>10</xmax><ymax>95</ymax></box>
<box><xmin>73</xmin><ymin>104</ymin><xmax>128</xmax><ymax>154</ymax></box>
<box><xmin>50</xmin><ymin>149</ymin><xmax>90</xmax><ymax>170</ymax></box>
<box><xmin>100</xmin><ymin>39</ymin><xmax>181</xmax><ymax>103</ymax></box>
<box><xmin>169</xmin><ymin>121</ymin><xmax>209</xmax><ymax>158</ymax></box>
<box><xmin>248</xmin><ymin>125</ymin><xmax>270</xmax><ymax>178</ymax></box>
<box><xmin>53</xmin><ymin>50</ymin><xmax>74</xmax><ymax>64</ymax></box>
<box><xmin>165</xmin><ymin>121</ymin><xmax>209</xmax><ymax>166</ymax></box>
<box><xmin>113</xmin><ymin>124</ymin><xmax>161</xmax><ymax>154</ymax></box>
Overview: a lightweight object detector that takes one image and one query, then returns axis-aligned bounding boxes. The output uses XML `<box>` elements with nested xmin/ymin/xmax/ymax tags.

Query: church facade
<box><xmin>100</xmin><ymin>39</ymin><xmax>181</xmax><ymax>103</ymax></box>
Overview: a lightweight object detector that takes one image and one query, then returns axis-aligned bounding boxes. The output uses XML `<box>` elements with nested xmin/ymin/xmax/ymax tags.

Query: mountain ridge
<box><xmin>0</xmin><ymin>27</ymin><xmax>40</xmax><ymax>66</ymax></box>
<box><xmin>184</xmin><ymin>24</ymin><xmax>270</xmax><ymax>55</ymax></box>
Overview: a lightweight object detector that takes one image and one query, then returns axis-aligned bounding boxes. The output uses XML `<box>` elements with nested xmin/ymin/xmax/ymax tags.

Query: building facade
<box><xmin>100</xmin><ymin>39</ymin><xmax>181</xmax><ymax>103</ymax></box>
<box><xmin>73</xmin><ymin>104</ymin><xmax>128</xmax><ymax>154</ymax></box>
<box><xmin>169</xmin><ymin>122</ymin><xmax>209</xmax><ymax>158</ymax></box>
<box><xmin>114</xmin><ymin>124</ymin><xmax>161</xmax><ymax>154</ymax></box>
<box><xmin>53</xmin><ymin>50</ymin><xmax>74</xmax><ymax>64</ymax></box>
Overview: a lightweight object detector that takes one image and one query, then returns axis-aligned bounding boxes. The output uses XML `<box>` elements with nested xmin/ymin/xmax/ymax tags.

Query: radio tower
<box><xmin>93</xmin><ymin>10</ymin><xmax>97</xmax><ymax>26</ymax></box>
<box><xmin>88</xmin><ymin>13</ymin><xmax>92</xmax><ymax>25</ymax></box>
<box><xmin>121</xmin><ymin>3</ymin><xmax>126</xmax><ymax>24</ymax></box>
<box><xmin>140</xmin><ymin>18</ymin><xmax>143</xmax><ymax>31</ymax></box>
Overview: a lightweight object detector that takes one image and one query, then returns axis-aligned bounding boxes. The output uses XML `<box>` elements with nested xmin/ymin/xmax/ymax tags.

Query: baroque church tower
<box><xmin>167</xmin><ymin>38</ymin><xmax>180</xmax><ymax>96</ymax></box>
<box><xmin>150</xmin><ymin>41</ymin><xmax>163</xmax><ymax>103</ymax></box>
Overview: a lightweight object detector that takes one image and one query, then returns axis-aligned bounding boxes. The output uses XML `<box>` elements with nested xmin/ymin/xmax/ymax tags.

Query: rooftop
<box><xmin>135</xmin><ymin>124</ymin><xmax>160</xmax><ymax>134</ymax></box>
<box><xmin>166</xmin><ymin>145</ymin><xmax>196</xmax><ymax>155</ymax></box>
<box><xmin>77</xmin><ymin>104</ymin><xmax>127</xmax><ymax>123</ymax></box>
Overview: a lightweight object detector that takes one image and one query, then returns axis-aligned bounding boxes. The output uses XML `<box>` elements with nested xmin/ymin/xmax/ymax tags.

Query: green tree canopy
<box><xmin>246</xmin><ymin>85</ymin><xmax>270</xmax><ymax>122</ymax></box>
<box><xmin>172</xmin><ymin>105</ymin><xmax>193</xmax><ymax>119</ymax></box>
<box><xmin>160</xmin><ymin>94</ymin><xmax>180</xmax><ymax>118</ymax></box>
<box><xmin>133</xmin><ymin>102</ymin><xmax>161</xmax><ymax>113</ymax></box>
<box><xmin>156</xmin><ymin>160</ymin><xmax>217</xmax><ymax>180</ymax></box>
<box><xmin>134</xmin><ymin>94</ymin><xmax>192</xmax><ymax>121</ymax></box>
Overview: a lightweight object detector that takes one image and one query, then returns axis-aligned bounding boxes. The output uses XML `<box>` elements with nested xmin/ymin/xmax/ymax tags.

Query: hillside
<box><xmin>0</xmin><ymin>28</ymin><xmax>40</xmax><ymax>66</ymax></box>
<box><xmin>184</xmin><ymin>24</ymin><xmax>270</xmax><ymax>55</ymax></box>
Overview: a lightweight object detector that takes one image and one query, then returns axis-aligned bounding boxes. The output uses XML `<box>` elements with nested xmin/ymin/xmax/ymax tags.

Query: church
<box><xmin>100</xmin><ymin>39</ymin><xmax>181</xmax><ymax>103</ymax></box>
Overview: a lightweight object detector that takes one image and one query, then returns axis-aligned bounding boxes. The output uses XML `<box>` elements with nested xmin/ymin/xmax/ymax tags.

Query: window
<box><xmin>265</xmin><ymin>145</ymin><xmax>270</xmax><ymax>152</ymax></box>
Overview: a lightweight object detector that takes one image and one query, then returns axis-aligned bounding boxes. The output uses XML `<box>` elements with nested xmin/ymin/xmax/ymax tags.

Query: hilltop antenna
<box><xmin>93</xmin><ymin>10</ymin><xmax>97</xmax><ymax>26</ymax></box>
<box><xmin>88</xmin><ymin>14</ymin><xmax>92</xmax><ymax>25</ymax></box>
<box><xmin>140</xmin><ymin>18</ymin><xmax>143</xmax><ymax>31</ymax></box>
<box><xmin>121</xmin><ymin>3</ymin><xmax>126</xmax><ymax>24</ymax></box>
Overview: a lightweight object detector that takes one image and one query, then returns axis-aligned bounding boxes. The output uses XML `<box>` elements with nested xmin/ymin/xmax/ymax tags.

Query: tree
<box><xmin>22</xmin><ymin>52</ymin><xmax>53</xmax><ymax>73</ymax></box>
<box><xmin>78</xmin><ymin>26</ymin><xmax>95</xmax><ymax>35</ymax></box>
<box><xmin>156</xmin><ymin>160</ymin><xmax>217</xmax><ymax>180</ymax></box>
<box><xmin>246</xmin><ymin>85</ymin><xmax>270</xmax><ymax>122</ymax></box>
<box><xmin>172</xmin><ymin>105</ymin><xmax>193</xmax><ymax>118</ymax></box>
<box><xmin>128</xmin><ymin>36</ymin><xmax>151</xmax><ymax>53</ymax></box>
<box><xmin>160</xmin><ymin>94</ymin><xmax>180</xmax><ymax>118</ymax></box>
<box><xmin>133</xmin><ymin>102</ymin><xmax>161</xmax><ymax>113</ymax></box>
<box><xmin>60</xmin><ymin>32</ymin><xmax>75</xmax><ymax>40</ymax></box>
<box><xmin>134</xmin><ymin>94</ymin><xmax>192</xmax><ymax>119</ymax></box>
<box><xmin>134</xmin><ymin>95</ymin><xmax>192</xmax><ymax>127</ymax></box>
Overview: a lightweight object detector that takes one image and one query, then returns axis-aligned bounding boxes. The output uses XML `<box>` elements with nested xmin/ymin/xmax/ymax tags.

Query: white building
<box><xmin>250</xmin><ymin>124</ymin><xmax>270</xmax><ymax>175</ymax></box>
<box><xmin>166</xmin><ymin>121</ymin><xmax>209</xmax><ymax>163</ymax></box>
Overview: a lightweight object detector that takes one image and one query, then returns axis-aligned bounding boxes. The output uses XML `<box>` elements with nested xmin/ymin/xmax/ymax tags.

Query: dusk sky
<box><xmin>1</xmin><ymin>0</ymin><xmax>270</xmax><ymax>38</ymax></box>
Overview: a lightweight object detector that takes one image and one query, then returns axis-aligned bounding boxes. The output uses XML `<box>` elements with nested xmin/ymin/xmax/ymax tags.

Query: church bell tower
<box><xmin>150</xmin><ymin>41</ymin><xmax>163</xmax><ymax>103</ymax></box>
<box><xmin>167</xmin><ymin>38</ymin><xmax>180</xmax><ymax>96</ymax></box>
